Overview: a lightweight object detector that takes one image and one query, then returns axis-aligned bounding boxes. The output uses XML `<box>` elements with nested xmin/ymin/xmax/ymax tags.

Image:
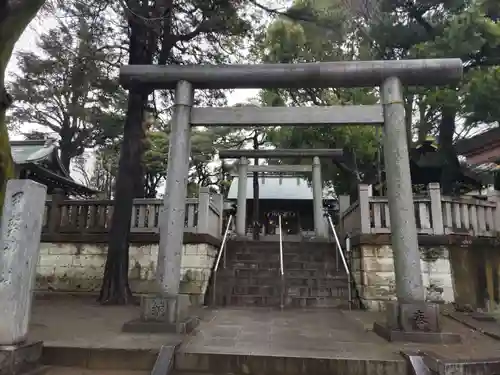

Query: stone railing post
<box><xmin>338</xmin><ymin>195</ymin><xmax>351</xmax><ymax>217</ymax></box>
<box><xmin>490</xmin><ymin>190</ymin><xmax>500</xmax><ymax>233</ymax></box>
<box><xmin>48</xmin><ymin>188</ymin><xmax>64</xmax><ymax>234</ymax></box>
<box><xmin>215</xmin><ymin>193</ymin><xmax>224</xmax><ymax>236</ymax></box>
<box><xmin>428</xmin><ymin>183</ymin><xmax>444</xmax><ymax>235</ymax></box>
<box><xmin>0</xmin><ymin>180</ymin><xmax>47</xmax><ymax>345</ymax></box>
<box><xmin>338</xmin><ymin>195</ymin><xmax>350</xmax><ymax>239</ymax></box>
<box><xmin>358</xmin><ymin>184</ymin><xmax>371</xmax><ymax>234</ymax></box>
<box><xmin>197</xmin><ymin>187</ymin><xmax>210</xmax><ymax>234</ymax></box>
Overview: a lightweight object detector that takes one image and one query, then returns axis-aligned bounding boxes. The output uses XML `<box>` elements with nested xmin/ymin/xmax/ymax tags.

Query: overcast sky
<box><xmin>6</xmin><ymin>10</ymin><xmax>263</xmax><ymax>184</ymax></box>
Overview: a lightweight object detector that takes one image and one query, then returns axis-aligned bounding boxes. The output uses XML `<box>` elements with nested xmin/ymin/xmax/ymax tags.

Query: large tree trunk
<box><xmin>59</xmin><ymin>143</ymin><xmax>72</xmax><ymax>172</ymax></box>
<box><xmin>438</xmin><ymin>107</ymin><xmax>460</xmax><ymax>195</ymax></box>
<box><xmin>98</xmin><ymin>91</ymin><xmax>147</xmax><ymax>304</ymax></box>
<box><xmin>0</xmin><ymin>0</ymin><xmax>46</xmax><ymax>214</ymax></box>
<box><xmin>98</xmin><ymin>1</ymin><xmax>151</xmax><ymax>304</ymax></box>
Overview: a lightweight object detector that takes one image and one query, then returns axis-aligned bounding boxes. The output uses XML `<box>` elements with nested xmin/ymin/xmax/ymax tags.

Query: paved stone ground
<box><xmin>29</xmin><ymin>296</ymin><xmax>182</xmax><ymax>349</ymax></box>
<box><xmin>182</xmin><ymin>307</ymin><xmax>500</xmax><ymax>361</ymax></box>
<box><xmin>43</xmin><ymin>367</ymin><xmax>148</xmax><ymax>375</ymax></box>
<box><xmin>28</xmin><ymin>297</ymin><xmax>500</xmax><ymax>368</ymax></box>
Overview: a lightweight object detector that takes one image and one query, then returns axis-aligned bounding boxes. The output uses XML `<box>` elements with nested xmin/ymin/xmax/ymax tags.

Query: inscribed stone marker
<box><xmin>0</xmin><ymin>180</ymin><xmax>47</xmax><ymax>345</ymax></box>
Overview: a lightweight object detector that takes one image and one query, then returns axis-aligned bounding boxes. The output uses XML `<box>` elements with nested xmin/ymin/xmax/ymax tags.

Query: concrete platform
<box><xmin>29</xmin><ymin>296</ymin><xmax>182</xmax><ymax>372</ymax></box>
<box><xmin>176</xmin><ymin>308</ymin><xmax>500</xmax><ymax>374</ymax></box>
<box><xmin>27</xmin><ymin>296</ymin><xmax>500</xmax><ymax>374</ymax></box>
<box><xmin>43</xmin><ymin>367</ymin><xmax>148</xmax><ymax>375</ymax></box>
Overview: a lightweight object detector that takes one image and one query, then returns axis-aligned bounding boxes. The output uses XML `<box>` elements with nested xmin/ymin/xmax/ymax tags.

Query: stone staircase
<box><xmin>211</xmin><ymin>240</ymin><xmax>356</xmax><ymax>309</ymax></box>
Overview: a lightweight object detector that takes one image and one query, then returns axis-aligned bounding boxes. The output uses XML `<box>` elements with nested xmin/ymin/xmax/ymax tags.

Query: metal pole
<box><xmin>279</xmin><ymin>214</ymin><xmax>284</xmax><ymax>310</ymax></box>
<box><xmin>157</xmin><ymin>80</ymin><xmax>193</xmax><ymax>294</ymax></box>
<box><xmin>381</xmin><ymin>77</ymin><xmax>425</xmax><ymax>303</ymax></box>
<box><xmin>236</xmin><ymin>157</ymin><xmax>248</xmax><ymax>236</ymax></box>
<box><xmin>212</xmin><ymin>215</ymin><xmax>233</xmax><ymax>307</ymax></box>
<box><xmin>327</xmin><ymin>215</ymin><xmax>352</xmax><ymax>311</ymax></box>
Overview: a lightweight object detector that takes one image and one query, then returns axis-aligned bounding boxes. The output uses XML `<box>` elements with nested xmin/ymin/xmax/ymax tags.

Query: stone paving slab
<box><xmin>29</xmin><ymin>297</ymin><xmax>182</xmax><ymax>350</ymax></box>
<box><xmin>43</xmin><ymin>367</ymin><xmax>148</xmax><ymax>375</ymax></box>
<box><xmin>182</xmin><ymin>308</ymin><xmax>500</xmax><ymax>362</ymax></box>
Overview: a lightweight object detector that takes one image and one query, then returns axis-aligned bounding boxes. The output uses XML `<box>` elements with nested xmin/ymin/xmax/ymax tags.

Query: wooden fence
<box><xmin>43</xmin><ymin>187</ymin><xmax>224</xmax><ymax>238</ymax></box>
<box><xmin>340</xmin><ymin>183</ymin><xmax>500</xmax><ymax>238</ymax></box>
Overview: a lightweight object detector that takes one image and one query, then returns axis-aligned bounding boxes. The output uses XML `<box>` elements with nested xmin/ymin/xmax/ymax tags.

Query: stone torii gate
<box><xmin>120</xmin><ymin>58</ymin><xmax>463</xmax><ymax>341</ymax></box>
<box><xmin>219</xmin><ymin>148</ymin><xmax>343</xmax><ymax>238</ymax></box>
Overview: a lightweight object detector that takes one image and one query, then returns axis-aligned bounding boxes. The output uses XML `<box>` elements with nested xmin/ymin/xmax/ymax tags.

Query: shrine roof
<box><xmin>455</xmin><ymin>127</ymin><xmax>500</xmax><ymax>157</ymax></box>
<box><xmin>227</xmin><ymin>175</ymin><xmax>335</xmax><ymax>200</ymax></box>
<box><xmin>10</xmin><ymin>139</ymin><xmax>99</xmax><ymax>196</ymax></box>
<box><xmin>11</xmin><ymin>139</ymin><xmax>56</xmax><ymax>164</ymax></box>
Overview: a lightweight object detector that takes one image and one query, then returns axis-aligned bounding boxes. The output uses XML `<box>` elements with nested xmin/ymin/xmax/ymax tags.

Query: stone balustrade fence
<box><xmin>42</xmin><ymin>187</ymin><xmax>224</xmax><ymax>238</ymax></box>
<box><xmin>340</xmin><ymin>183</ymin><xmax>500</xmax><ymax>238</ymax></box>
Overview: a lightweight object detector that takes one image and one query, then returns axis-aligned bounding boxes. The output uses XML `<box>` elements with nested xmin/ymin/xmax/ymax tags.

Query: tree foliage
<box><xmin>8</xmin><ymin>2</ymin><xmax>125</xmax><ymax>171</ymax></box>
<box><xmin>0</xmin><ymin>0</ymin><xmax>47</xmax><ymax>214</ymax></box>
<box><xmin>251</xmin><ymin>0</ymin><xmax>500</xmax><ymax>195</ymax></box>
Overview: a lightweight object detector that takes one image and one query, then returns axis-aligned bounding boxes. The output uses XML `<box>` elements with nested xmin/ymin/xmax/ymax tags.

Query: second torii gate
<box><xmin>219</xmin><ymin>148</ymin><xmax>343</xmax><ymax>238</ymax></box>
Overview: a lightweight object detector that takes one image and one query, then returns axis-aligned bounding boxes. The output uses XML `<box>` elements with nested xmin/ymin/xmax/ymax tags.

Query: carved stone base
<box><xmin>122</xmin><ymin>316</ymin><xmax>199</xmax><ymax>334</ymax></box>
<box><xmin>373</xmin><ymin>301</ymin><xmax>462</xmax><ymax>344</ymax></box>
<box><xmin>373</xmin><ymin>322</ymin><xmax>461</xmax><ymax>344</ymax></box>
<box><xmin>122</xmin><ymin>294</ymin><xmax>199</xmax><ymax>334</ymax></box>
<box><xmin>421</xmin><ymin>351</ymin><xmax>500</xmax><ymax>375</ymax></box>
<box><xmin>0</xmin><ymin>341</ymin><xmax>43</xmax><ymax>375</ymax></box>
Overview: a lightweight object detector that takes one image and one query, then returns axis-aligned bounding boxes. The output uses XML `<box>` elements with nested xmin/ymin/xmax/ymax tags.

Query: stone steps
<box><xmin>227</xmin><ymin>268</ymin><xmax>346</xmax><ymax>279</ymax></box>
<box><xmin>219</xmin><ymin>275</ymin><xmax>348</xmax><ymax>287</ymax></box>
<box><xmin>40</xmin><ymin>346</ymin><xmax>157</xmax><ymax>372</ymax></box>
<box><xmin>230</xmin><ymin>252</ymin><xmax>334</xmax><ymax>263</ymax></box>
<box><xmin>228</xmin><ymin>260</ymin><xmax>342</xmax><ymax>270</ymax></box>
<box><xmin>172</xmin><ymin>351</ymin><xmax>406</xmax><ymax>375</ymax></box>
<box><xmin>212</xmin><ymin>240</ymin><xmax>354</xmax><ymax>309</ymax></box>
<box><xmin>220</xmin><ymin>294</ymin><xmax>349</xmax><ymax>308</ymax></box>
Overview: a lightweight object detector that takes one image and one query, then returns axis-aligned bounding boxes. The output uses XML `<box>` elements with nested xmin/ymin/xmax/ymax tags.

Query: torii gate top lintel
<box><xmin>218</xmin><ymin>149</ymin><xmax>343</xmax><ymax>159</ymax></box>
<box><xmin>119</xmin><ymin>58</ymin><xmax>463</xmax><ymax>90</ymax></box>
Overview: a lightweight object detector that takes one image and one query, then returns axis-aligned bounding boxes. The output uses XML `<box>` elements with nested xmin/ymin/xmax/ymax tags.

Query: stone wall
<box><xmin>36</xmin><ymin>242</ymin><xmax>218</xmax><ymax>303</ymax></box>
<box><xmin>351</xmin><ymin>244</ymin><xmax>455</xmax><ymax>311</ymax></box>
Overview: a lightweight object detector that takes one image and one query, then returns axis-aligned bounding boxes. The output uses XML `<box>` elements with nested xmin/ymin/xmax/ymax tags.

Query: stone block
<box><xmin>362</xmin><ymin>257</ymin><xmax>394</xmax><ymax>272</ymax></box>
<box><xmin>184</xmin><ymin>244</ymin><xmax>199</xmax><ymax>255</ymax></box>
<box><xmin>0</xmin><ymin>180</ymin><xmax>47</xmax><ymax>345</ymax></box>
<box><xmin>373</xmin><ymin>301</ymin><xmax>461</xmax><ymax>343</ymax></box>
<box><xmin>385</xmin><ymin>301</ymin><xmax>400</xmax><ymax>330</ymax></box>
<box><xmin>140</xmin><ymin>295</ymin><xmax>172</xmax><ymax>323</ymax></box>
<box><xmin>373</xmin><ymin>322</ymin><xmax>461</xmax><ymax>344</ymax></box>
<box><xmin>79</xmin><ymin>244</ymin><xmax>107</xmax><ymax>255</ymax></box>
<box><xmin>72</xmin><ymin>254</ymin><xmax>107</xmax><ymax>269</ymax></box>
<box><xmin>123</xmin><ymin>294</ymin><xmax>197</xmax><ymax>334</ymax></box>
<box><xmin>362</xmin><ymin>245</ymin><xmax>393</xmax><ymax>258</ymax></box>
<box><xmin>0</xmin><ymin>341</ymin><xmax>43</xmax><ymax>375</ymax></box>
<box><xmin>139</xmin><ymin>294</ymin><xmax>192</xmax><ymax>323</ymax></box>
<box><xmin>360</xmin><ymin>285</ymin><xmax>396</xmax><ymax>300</ymax></box>
<box><xmin>361</xmin><ymin>271</ymin><xmax>395</xmax><ymax>287</ymax></box>
<box><xmin>399</xmin><ymin>302</ymin><xmax>440</xmax><ymax>332</ymax></box>
<box><xmin>47</xmin><ymin>244</ymin><xmax>78</xmax><ymax>255</ymax></box>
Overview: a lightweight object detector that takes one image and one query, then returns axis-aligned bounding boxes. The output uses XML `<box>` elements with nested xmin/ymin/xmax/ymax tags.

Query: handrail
<box><xmin>325</xmin><ymin>214</ymin><xmax>352</xmax><ymax>310</ymax></box>
<box><xmin>211</xmin><ymin>214</ymin><xmax>233</xmax><ymax>306</ymax></box>
<box><xmin>278</xmin><ymin>214</ymin><xmax>285</xmax><ymax>310</ymax></box>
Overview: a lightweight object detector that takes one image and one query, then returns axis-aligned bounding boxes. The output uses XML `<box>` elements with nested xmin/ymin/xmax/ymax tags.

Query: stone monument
<box><xmin>0</xmin><ymin>180</ymin><xmax>47</xmax><ymax>375</ymax></box>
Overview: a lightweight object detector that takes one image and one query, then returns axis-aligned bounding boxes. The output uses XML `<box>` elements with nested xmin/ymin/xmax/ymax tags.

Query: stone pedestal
<box><xmin>0</xmin><ymin>341</ymin><xmax>43</xmax><ymax>375</ymax></box>
<box><xmin>0</xmin><ymin>180</ymin><xmax>47</xmax><ymax>345</ymax></box>
<box><xmin>373</xmin><ymin>301</ymin><xmax>461</xmax><ymax>343</ymax></box>
<box><xmin>122</xmin><ymin>294</ymin><xmax>199</xmax><ymax>334</ymax></box>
